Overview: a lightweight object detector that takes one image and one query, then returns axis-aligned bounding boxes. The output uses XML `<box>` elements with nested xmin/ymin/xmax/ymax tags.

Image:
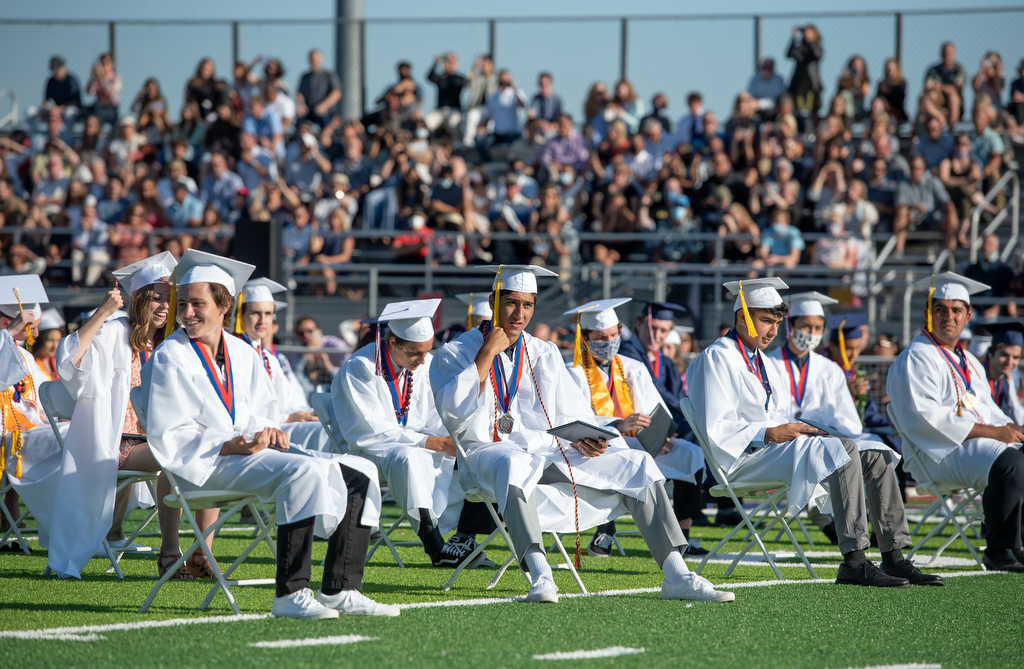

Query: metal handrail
<box><xmin>969</xmin><ymin>170</ymin><xmax>1020</xmax><ymax>264</ymax></box>
<box><xmin>0</xmin><ymin>89</ymin><xmax>17</xmax><ymax>131</ymax></box>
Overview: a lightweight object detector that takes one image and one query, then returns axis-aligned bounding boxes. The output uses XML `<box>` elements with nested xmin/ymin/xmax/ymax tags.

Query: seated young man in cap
<box><xmin>140</xmin><ymin>250</ymin><xmax>397</xmax><ymax>618</ymax></box>
<box><xmin>431</xmin><ymin>265</ymin><xmax>734</xmax><ymax>604</ymax></box>
<box><xmin>235</xmin><ymin>278</ymin><xmax>326</xmax><ymax>450</ymax></box>
<box><xmin>888</xmin><ymin>272</ymin><xmax>1024</xmax><ymax>573</ymax></box>
<box><xmin>982</xmin><ymin>323</ymin><xmax>1024</xmax><ymax>424</ymax></box>
<box><xmin>763</xmin><ymin>294</ymin><xmax>940</xmax><ymax>584</ymax></box>
<box><xmin>333</xmin><ymin>299</ymin><xmax>495</xmax><ymax>569</ymax></box>
<box><xmin>687</xmin><ymin>278</ymin><xmax>927</xmax><ymax>587</ymax></box>
<box><xmin>562</xmin><ymin>298</ymin><xmax>707</xmax><ymax>558</ymax></box>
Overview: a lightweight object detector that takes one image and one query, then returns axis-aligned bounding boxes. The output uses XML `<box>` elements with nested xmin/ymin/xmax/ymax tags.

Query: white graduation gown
<box><xmin>565</xmin><ymin>355</ymin><xmax>704</xmax><ymax>483</ymax></box>
<box><xmin>430</xmin><ymin>329</ymin><xmax>663</xmax><ymax>533</ymax></box>
<box><xmin>332</xmin><ymin>343</ymin><xmax>463</xmax><ymax>534</ymax></box>
<box><xmin>686</xmin><ymin>336</ymin><xmax>850</xmax><ymax>516</ymax></box>
<box><xmin>766</xmin><ymin>346</ymin><xmax>896</xmax><ymax>462</ymax></box>
<box><xmin>887</xmin><ymin>334</ymin><xmax>1011</xmax><ymax>491</ymax></box>
<box><xmin>140</xmin><ymin>329</ymin><xmax>378</xmax><ymax>536</ymax></box>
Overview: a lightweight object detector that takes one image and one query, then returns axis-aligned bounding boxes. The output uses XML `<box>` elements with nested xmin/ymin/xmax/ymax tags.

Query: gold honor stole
<box><xmin>582</xmin><ymin>348</ymin><xmax>635</xmax><ymax>426</ymax></box>
<box><xmin>0</xmin><ymin>373</ymin><xmax>37</xmax><ymax>478</ymax></box>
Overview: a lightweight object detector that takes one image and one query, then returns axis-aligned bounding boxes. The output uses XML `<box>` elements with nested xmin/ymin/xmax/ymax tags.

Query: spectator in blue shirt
<box><xmin>96</xmin><ymin>176</ymin><xmax>130</xmax><ymax>225</ymax></box>
<box><xmin>164</xmin><ymin>179</ymin><xmax>204</xmax><ymax>229</ymax></box>
<box><xmin>235</xmin><ymin>131</ymin><xmax>278</xmax><ymax>191</ymax></box>
<box><xmin>528</xmin><ymin>72</ymin><xmax>562</xmax><ymax>136</ymax></box>
<box><xmin>332</xmin><ymin>138</ymin><xmax>374</xmax><ymax>194</ymax></box>
<box><xmin>757</xmin><ymin>208</ymin><xmax>805</xmax><ymax>268</ymax></box>
<box><xmin>282</xmin><ymin>204</ymin><xmax>314</xmax><ymax>265</ymax></box>
<box><xmin>200</xmin><ymin>151</ymin><xmax>244</xmax><ymax>216</ymax></box>
<box><xmin>913</xmin><ymin>117</ymin><xmax>953</xmax><ymax>173</ymax></box>
<box><xmin>241</xmin><ymin>96</ymin><xmax>284</xmax><ymax>157</ymax></box>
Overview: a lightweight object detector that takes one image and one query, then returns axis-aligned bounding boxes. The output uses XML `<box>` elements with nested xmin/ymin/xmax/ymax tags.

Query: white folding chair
<box><xmin>886</xmin><ymin>405</ymin><xmax>986</xmax><ymax>570</ymax></box>
<box><xmin>0</xmin><ymin>476</ymin><xmax>31</xmax><ymax>554</ymax></box>
<box><xmin>679</xmin><ymin>397</ymin><xmax>817</xmax><ymax>581</ymax></box>
<box><xmin>36</xmin><ymin>381</ymin><xmax>160</xmax><ymax>577</ymax></box>
<box><xmin>310</xmin><ymin>391</ymin><xmax>422</xmax><ymax>567</ymax></box>
<box><xmin>442</xmin><ymin>433</ymin><xmax>588</xmax><ymax>594</ymax></box>
<box><xmin>129</xmin><ymin>386</ymin><xmax>279</xmax><ymax>614</ymax></box>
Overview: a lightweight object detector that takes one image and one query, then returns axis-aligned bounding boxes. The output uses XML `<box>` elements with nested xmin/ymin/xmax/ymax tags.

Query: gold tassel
<box><xmin>0</xmin><ymin>440</ymin><xmax>5</xmax><ymax>477</ymax></box>
<box><xmin>926</xmin><ymin>275</ymin><xmax>935</xmax><ymax>333</ymax></box>
<box><xmin>164</xmin><ymin>269</ymin><xmax>177</xmax><ymax>338</ymax></box>
<box><xmin>13</xmin><ymin>288</ymin><xmax>33</xmax><ymax>351</ymax></box>
<box><xmin>466</xmin><ymin>293</ymin><xmax>474</xmax><ymax>329</ymax></box>
<box><xmin>838</xmin><ymin>319</ymin><xmax>851</xmax><ymax>372</ymax></box>
<box><xmin>573</xmin><ymin>314</ymin><xmax>583</xmax><ymax>368</ymax></box>
<box><xmin>13</xmin><ymin>431</ymin><xmax>21</xmax><ymax>478</ymax></box>
<box><xmin>234</xmin><ymin>290</ymin><xmax>244</xmax><ymax>334</ymax></box>
<box><xmin>492</xmin><ymin>265</ymin><xmax>503</xmax><ymax>328</ymax></box>
<box><xmin>738</xmin><ymin>280</ymin><xmax>758</xmax><ymax>338</ymax></box>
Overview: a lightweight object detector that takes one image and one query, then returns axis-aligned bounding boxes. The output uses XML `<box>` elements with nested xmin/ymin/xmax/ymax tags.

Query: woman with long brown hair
<box><xmin>50</xmin><ymin>252</ymin><xmax>218</xmax><ymax>580</ymax></box>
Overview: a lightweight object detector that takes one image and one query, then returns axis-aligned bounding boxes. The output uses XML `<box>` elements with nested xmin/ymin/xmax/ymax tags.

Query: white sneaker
<box><xmin>317</xmin><ymin>590</ymin><xmax>401</xmax><ymax>617</ymax></box>
<box><xmin>661</xmin><ymin>573</ymin><xmax>735</xmax><ymax>603</ymax></box>
<box><xmin>272</xmin><ymin>588</ymin><xmax>340</xmax><ymax>619</ymax></box>
<box><xmin>525</xmin><ymin>575</ymin><xmax>559</xmax><ymax>603</ymax></box>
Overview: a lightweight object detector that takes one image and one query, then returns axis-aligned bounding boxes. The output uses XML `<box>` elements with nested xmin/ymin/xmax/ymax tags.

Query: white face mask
<box><xmin>409</xmin><ymin>214</ymin><xmax>426</xmax><ymax>230</ymax></box>
<box><xmin>985</xmin><ymin>250</ymin><xmax>1000</xmax><ymax>263</ymax></box>
<box><xmin>788</xmin><ymin>328</ymin><xmax>822</xmax><ymax>353</ymax></box>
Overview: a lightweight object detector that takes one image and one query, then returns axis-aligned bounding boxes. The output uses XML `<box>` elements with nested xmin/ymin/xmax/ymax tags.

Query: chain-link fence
<box><xmin>2</xmin><ymin>8</ymin><xmax>1023</xmax><ymax>130</ymax></box>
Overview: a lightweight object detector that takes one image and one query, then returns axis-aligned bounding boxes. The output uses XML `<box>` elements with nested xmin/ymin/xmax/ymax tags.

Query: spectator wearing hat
<box><xmin>296</xmin><ymin>49</ymin><xmax>342</xmax><ymax>127</ymax></box>
<box><xmin>164</xmin><ymin>178</ymin><xmax>204</xmax><ymax>230</ymax></box>
<box><xmin>70</xmin><ymin>195</ymin><xmax>110</xmax><ymax>286</ymax></box>
<box><xmin>43</xmin><ymin>55</ymin><xmax>82</xmax><ymax>115</ymax></box>
<box><xmin>236</xmin><ymin>131</ymin><xmax>278</xmax><ymax>192</ymax></box>
<box><xmin>748</xmin><ymin>58</ymin><xmax>787</xmax><ymax>117</ymax></box>
<box><xmin>200</xmin><ymin>152</ymin><xmax>244</xmax><ymax>216</ymax></box>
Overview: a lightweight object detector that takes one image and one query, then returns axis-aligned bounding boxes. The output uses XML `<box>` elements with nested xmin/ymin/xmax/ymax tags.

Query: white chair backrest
<box><xmin>679</xmin><ymin>396</ymin><xmax>731</xmax><ymax>486</ymax></box>
<box><xmin>129</xmin><ymin>385</ymin><xmax>147</xmax><ymax>434</ymax></box>
<box><xmin>38</xmin><ymin>380</ymin><xmax>74</xmax><ymax>451</ymax></box>
<box><xmin>310</xmin><ymin>392</ymin><xmax>344</xmax><ymax>452</ymax></box>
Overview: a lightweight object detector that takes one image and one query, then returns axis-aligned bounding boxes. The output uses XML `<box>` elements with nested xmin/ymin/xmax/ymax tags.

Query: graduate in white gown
<box><xmin>687</xmin><ymin>278</ymin><xmax>937</xmax><ymax>587</ymax></box>
<box><xmin>887</xmin><ymin>272</ymin><xmax>1024</xmax><ymax>573</ymax></box>
<box><xmin>0</xmin><ymin>311</ymin><xmax>39</xmax><ymax>542</ymax></box>
<box><xmin>235</xmin><ymin>278</ymin><xmax>327</xmax><ymax>451</ymax></box>
<box><xmin>333</xmin><ymin>299</ymin><xmax>494</xmax><ymax>568</ymax></box>
<box><xmin>140</xmin><ymin>250</ymin><xmax>397</xmax><ymax>619</ymax></box>
<box><xmin>561</xmin><ymin>298</ymin><xmax>707</xmax><ymax>558</ymax></box>
<box><xmin>982</xmin><ymin>323</ymin><xmax>1024</xmax><ymax>425</ymax></box>
<box><xmin>430</xmin><ymin>265</ymin><xmax>734</xmax><ymax>603</ymax></box>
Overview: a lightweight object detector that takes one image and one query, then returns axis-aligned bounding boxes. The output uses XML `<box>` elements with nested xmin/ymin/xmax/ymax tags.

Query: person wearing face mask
<box><xmin>563</xmin><ymin>299</ymin><xmax>706</xmax><ymax>559</ymax></box>
<box><xmin>983</xmin><ymin>323</ymin><xmax>1024</xmax><ymax>424</ymax></box>
<box><xmin>391</xmin><ymin>209</ymin><xmax>434</xmax><ymax>264</ymax></box>
<box><xmin>964</xmin><ymin>233</ymin><xmax>1019</xmax><ymax>320</ymax></box>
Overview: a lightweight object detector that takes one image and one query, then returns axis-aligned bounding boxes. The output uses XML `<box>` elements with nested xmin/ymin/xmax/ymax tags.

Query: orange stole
<box><xmin>581</xmin><ymin>348</ymin><xmax>635</xmax><ymax>423</ymax></box>
<box><xmin>0</xmin><ymin>373</ymin><xmax>37</xmax><ymax>478</ymax></box>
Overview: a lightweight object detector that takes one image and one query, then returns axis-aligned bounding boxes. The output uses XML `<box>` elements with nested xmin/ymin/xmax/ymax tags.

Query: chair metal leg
<box><xmin>696</xmin><ymin>494</ymin><xmax>774</xmax><ymax>575</ymax></box>
<box><xmin>725</xmin><ymin>491</ymin><xmax>785</xmax><ymax>580</ymax></box>
<box><xmin>550</xmin><ymin>533</ymin><xmax>588</xmax><ymax>594</ymax></box>
<box><xmin>0</xmin><ymin>486</ymin><xmax>31</xmax><ymax>555</ymax></box>
<box><xmin>366</xmin><ymin>512</ymin><xmax>407</xmax><ymax>567</ymax></box>
<box><xmin>726</xmin><ymin>494</ymin><xmax>785</xmax><ymax>576</ymax></box>
<box><xmin>769</xmin><ymin>497</ymin><xmax>817</xmax><ymax>579</ymax></box>
<box><xmin>201</xmin><ymin>506</ymin><xmax>278</xmax><ymax>610</ymax></box>
<box><xmin>486</xmin><ymin>555</ymin><xmax>518</xmax><ymax>590</ymax></box>
<box><xmin>444</xmin><ymin>528</ymin><xmax>498</xmax><ymax>592</ymax></box>
<box><xmin>910</xmin><ymin>498</ymin><xmax>942</xmax><ymax>537</ymax></box>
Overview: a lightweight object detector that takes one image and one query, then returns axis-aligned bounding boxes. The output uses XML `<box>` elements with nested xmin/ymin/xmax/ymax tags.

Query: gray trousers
<box><xmin>503</xmin><ymin>465</ymin><xmax>687</xmax><ymax>568</ymax></box>
<box><xmin>828</xmin><ymin>438</ymin><xmax>911</xmax><ymax>554</ymax></box>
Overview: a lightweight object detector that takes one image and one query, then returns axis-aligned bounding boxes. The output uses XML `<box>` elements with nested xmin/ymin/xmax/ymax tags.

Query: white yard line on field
<box><xmin>534</xmin><ymin>646</ymin><xmax>645</xmax><ymax>660</ymax></box>
<box><xmin>249</xmin><ymin>635</ymin><xmax>378</xmax><ymax>649</ymax></box>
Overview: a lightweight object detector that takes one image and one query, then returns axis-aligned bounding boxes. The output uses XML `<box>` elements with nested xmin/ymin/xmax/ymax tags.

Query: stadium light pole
<box><xmin>336</xmin><ymin>0</ymin><xmax>364</xmax><ymax>120</ymax></box>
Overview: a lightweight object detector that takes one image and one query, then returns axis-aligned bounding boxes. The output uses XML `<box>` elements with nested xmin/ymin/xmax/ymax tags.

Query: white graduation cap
<box><xmin>724</xmin><ymin>277</ymin><xmax>788</xmax><ymax>338</ymax></box>
<box><xmin>563</xmin><ymin>297</ymin><xmax>631</xmax><ymax>331</ymax></box>
<box><xmin>665</xmin><ymin>329</ymin><xmax>682</xmax><ymax>345</ymax></box>
<box><xmin>112</xmin><ymin>251</ymin><xmax>177</xmax><ymax>296</ymax></box>
<box><xmin>477</xmin><ymin>264</ymin><xmax>558</xmax><ymax>295</ymax></box>
<box><xmin>0</xmin><ymin>276</ymin><xmax>48</xmax><ymax>319</ymax></box>
<box><xmin>39</xmin><ymin>308</ymin><xmax>65</xmax><ymax>331</ymax></box>
<box><xmin>176</xmin><ymin>250</ymin><xmax>255</xmax><ymax>298</ymax></box>
<box><xmin>785</xmin><ymin>291</ymin><xmax>839</xmax><ymax>318</ymax></box>
<box><xmin>379</xmin><ymin>298</ymin><xmax>441</xmax><ymax>343</ymax></box>
<box><xmin>241</xmin><ymin>278</ymin><xmax>288</xmax><ymax>312</ymax></box>
<box><xmin>673</xmin><ymin>325</ymin><xmax>694</xmax><ymax>335</ymax></box>
<box><xmin>455</xmin><ymin>292</ymin><xmax>493</xmax><ymax>320</ymax></box>
<box><xmin>914</xmin><ymin>272</ymin><xmax>990</xmax><ymax>305</ymax></box>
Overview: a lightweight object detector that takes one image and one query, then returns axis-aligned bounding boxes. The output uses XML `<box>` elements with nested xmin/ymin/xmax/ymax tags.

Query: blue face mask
<box><xmin>560</xmin><ymin>172</ymin><xmax>573</xmax><ymax>185</ymax></box>
<box><xmin>673</xmin><ymin>205</ymin><xmax>688</xmax><ymax>221</ymax></box>
<box><xmin>772</xmin><ymin>222</ymin><xmax>788</xmax><ymax>235</ymax></box>
<box><xmin>587</xmin><ymin>337</ymin><xmax>621</xmax><ymax>362</ymax></box>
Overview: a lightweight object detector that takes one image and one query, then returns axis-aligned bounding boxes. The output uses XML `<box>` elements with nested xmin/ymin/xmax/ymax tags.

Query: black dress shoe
<box><xmin>820</xmin><ymin>522</ymin><xmax>839</xmax><ymax>545</ymax></box>
<box><xmin>1013</xmin><ymin>548</ymin><xmax>1024</xmax><ymax>565</ymax></box>
<box><xmin>880</xmin><ymin>559</ymin><xmax>944</xmax><ymax>586</ymax></box>
<box><xmin>836</xmin><ymin>561</ymin><xmax>911</xmax><ymax>588</ymax></box>
<box><xmin>714</xmin><ymin>508</ymin><xmax>743</xmax><ymax>527</ymax></box>
<box><xmin>982</xmin><ymin>549</ymin><xmax>1024</xmax><ymax>573</ymax></box>
<box><xmin>691</xmin><ymin>513</ymin><xmax>713</xmax><ymax>527</ymax></box>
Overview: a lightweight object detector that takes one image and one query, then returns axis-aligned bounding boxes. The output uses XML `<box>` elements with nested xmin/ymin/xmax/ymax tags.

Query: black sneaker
<box><xmin>836</xmin><ymin>561</ymin><xmax>911</xmax><ymax>588</ymax></box>
<box><xmin>880</xmin><ymin>559</ymin><xmax>944</xmax><ymax>586</ymax></box>
<box><xmin>682</xmin><ymin>538</ymin><xmax>709</xmax><ymax>557</ymax></box>
<box><xmin>587</xmin><ymin>532</ymin><xmax>614</xmax><ymax>558</ymax></box>
<box><xmin>432</xmin><ymin>535</ymin><xmax>495</xmax><ymax>568</ymax></box>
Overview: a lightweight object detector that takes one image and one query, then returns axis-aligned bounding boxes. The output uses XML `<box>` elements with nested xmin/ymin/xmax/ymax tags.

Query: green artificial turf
<box><xmin>2</xmin><ymin>504</ymin><xmax>1023</xmax><ymax>668</ymax></box>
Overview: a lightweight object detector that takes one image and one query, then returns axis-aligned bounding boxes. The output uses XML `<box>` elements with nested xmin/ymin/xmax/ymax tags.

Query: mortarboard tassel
<box><xmin>234</xmin><ymin>290</ymin><xmax>244</xmax><ymax>334</ymax></box>
<box><xmin>13</xmin><ymin>289</ymin><xmax>33</xmax><ymax>352</ymax></box>
<box><xmin>927</xmin><ymin>275</ymin><xmax>935</xmax><ymax>333</ymax></box>
<box><xmin>466</xmin><ymin>293</ymin><xmax>473</xmax><ymax>329</ymax></box>
<box><xmin>492</xmin><ymin>265</ymin><xmax>503</xmax><ymax>329</ymax></box>
<box><xmin>573</xmin><ymin>314</ymin><xmax>583</xmax><ymax>368</ymax></box>
<box><xmin>738</xmin><ymin>280</ymin><xmax>758</xmax><ymax>338</ymax></box>
<box><xmin>838</xmin><ymin>318</ymin><xmax>852</xmax><ymax>372</ymax></box>
<box><xmin>164</xmin><ymin>269</ymin><xmax>178</xmax><ymax>338</ymax></box>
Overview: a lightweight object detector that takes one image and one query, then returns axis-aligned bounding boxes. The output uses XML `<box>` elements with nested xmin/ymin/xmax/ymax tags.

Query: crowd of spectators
<box><xmin>0</xmin><ymin>34</ymin><xmax>1022</xmax><ymax>311</ymax></box>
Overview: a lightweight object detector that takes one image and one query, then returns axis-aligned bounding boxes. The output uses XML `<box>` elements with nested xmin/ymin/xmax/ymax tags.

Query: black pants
<box><xmin>984</xmin><ymin>447</ymin><xmax>1024</xmax><ymax>552</ymax></box>
<box><xmin>275</xmin><ymin>464</ymin><xmax>372</xmax><ymax>597</ymax></box>
<box><xmin>672</xmin><ymin>470</ymin><xmax>704</xmax><ymax>520</ymax></box>
<box><xmin>456</xmin><ymin>500</ymin><xmax>498</xmax><ymax>536</ymax></box>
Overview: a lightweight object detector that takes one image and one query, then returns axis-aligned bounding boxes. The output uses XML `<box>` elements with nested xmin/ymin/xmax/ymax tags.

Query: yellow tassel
<box><xmin>164</xmin><ymin>269</ymin><xmax>177</xmax><ymax>338</ymax></box>
<box><xmin>13</xmin><ymin>431</ymin><xmax>21</xmax><ymax>478</ymax></box>
<box><xmin>926</xmin><ymin>275</ymin><xmax>935</xmax><ymax>333</ymax></box>
<box><xmin>13</xmin><ymin>288</ymin><xmax>33</xmax><ymax>351</ymax></box>
<box><xmin>573</xmin><ymin>315</ymin><xmax>583</xmax><ymax>368</ymax></box>
<box><xmin>467</xmin><ymin>293</ymin><xmax>474</xmax><ymax>329</ymax></box>
<box><xmin>234</xmin><ymin>290</ymin><xmax>244</xmax><ymax>335</ymax></box>
<box><xmin>0</xmin><ymin>440</ymin><xmax>5</xmax><ymax>476</ymax></box>
<box><xmin>838</xmin><ymin>319</ymin><xmax>851</xmax><ymax>372</ymax></box>
<box><xmin>493</xmin><ymin>265</ymin><xmax>503</xmax><ymax>328</ymax></box>
<box><xmin>738</xmin><ymin>280</ymin><xmax>758</xmax><ymax>338</ymax></box>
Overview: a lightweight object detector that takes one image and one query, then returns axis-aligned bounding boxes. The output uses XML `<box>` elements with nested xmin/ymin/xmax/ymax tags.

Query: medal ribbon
<box><xmin>727</xmin><ymin>329</ymin><xmax>771</xmax><ymax>410</ymax></box>
<box><xmin>922</xmin><ymin>328</ymin><xmax>972</xmax><ymax>393</ymax></box>
<box><xmin>381</xmin><ymin>346</ymin><xmax>412</xmax><ymax>426</ymax></box>
<box><xmin>490</xmin><ymin>334</ymin><xmax>524</xmax><ymax>417</ymax></box>
<box><xmin>780</xmin><ymin>345</ymin><xmax>809</xmax><ymax>408</ymax></box>
<box><xmin>238</xmin><ymin>333</ymin><xmax>272</xmax><ymax>378</ymax></box>
<box><xmin>189</xmin><ymin>334</ymin><xmax>234</xmax><ymax>423</ymax></box>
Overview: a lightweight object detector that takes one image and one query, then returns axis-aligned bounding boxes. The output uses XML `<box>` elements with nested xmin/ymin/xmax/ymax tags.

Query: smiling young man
<box><xmin>333</xmin><ymin>299</ymin><xmax>494</xmax><ymax>570</ymax></box>
<box><xmin>983</xmin><ymin>322</ymin><xmax>1024</xmax><ymax>424</ymax></box>
<box><xmin>687</xmin><ymin>278</ymin><xmax>916</xmax><ymax>588</ymax></box>
<box><xmin>563</xmin><ymin>298</ymin><xmax>707</xmax><ymax>559</ymax></box>
<box><xmin>140</xmin><ymin>250</ymin><xmax>397</xmax><ymax>619</ymax></box>
<box><xmin>430</xmin><ymin>265</ymin><xmax>734</xmax><ymax>604</ymax></box>
<box><xmin>765</xmin><ymin>293</ymin><xmax>939</xmax><ymax>584</ymax></box>
<box><xmin>888</xmin><ymin>272</ymin><xmax>1024</xmax><ymax>572</ymax></box>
